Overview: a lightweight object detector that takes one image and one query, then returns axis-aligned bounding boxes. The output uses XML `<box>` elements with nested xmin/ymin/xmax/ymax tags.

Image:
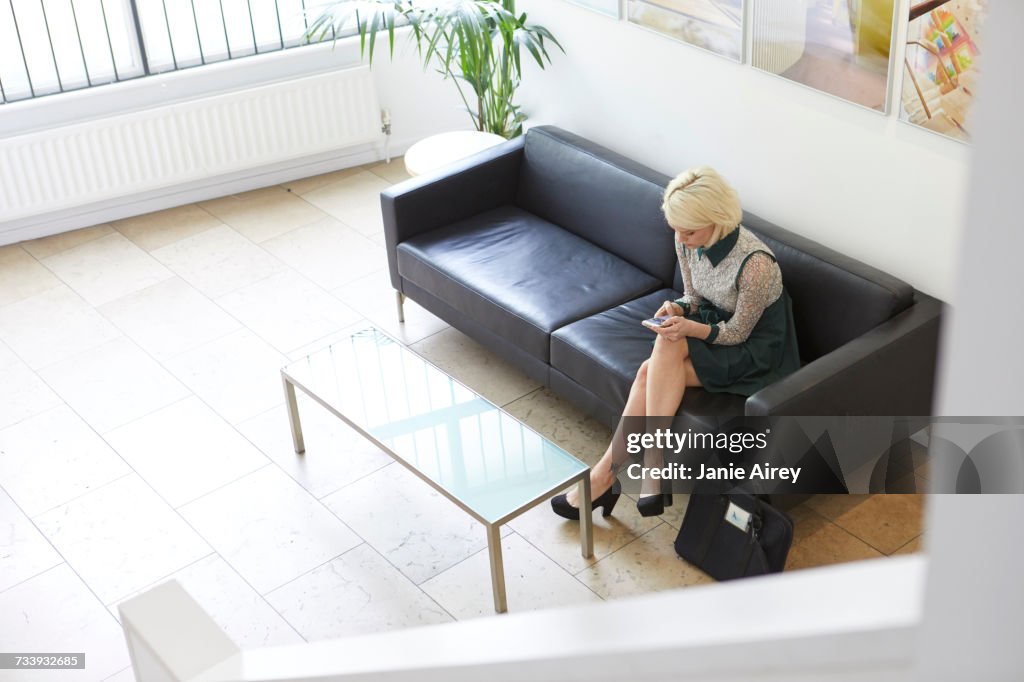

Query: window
<box><xmin>0</xmin><ymin>0</ymin><xmax>338</xmax><ymax>104</ymax></box>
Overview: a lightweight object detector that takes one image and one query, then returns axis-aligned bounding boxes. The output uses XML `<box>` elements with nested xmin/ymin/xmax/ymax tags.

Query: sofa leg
<box><xmin>395</xmin><ymin>290</ymin><xmax>406</xmax><ymax>323</ymax></box>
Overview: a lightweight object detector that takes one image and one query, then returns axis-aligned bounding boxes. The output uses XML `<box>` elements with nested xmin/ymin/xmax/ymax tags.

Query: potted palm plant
<box><xmin>307</xmin><ymin>0</ymin><xmax>562</xmax><ymax>139</ymax></box>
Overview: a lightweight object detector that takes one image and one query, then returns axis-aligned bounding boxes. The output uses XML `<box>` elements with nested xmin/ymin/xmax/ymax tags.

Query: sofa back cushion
<box><xmin>751</xmin><ymin>214</ymin><xmax>915</xmax><ymax>361</ymax></box>
<box><xmin>670</xmin><ymin>214</ymin><xmax>915</xmax><ymax>361</ymax></box>
<box><xmin>516</xmin><ymin>126</ymin><xmax>676</xmax><ymax>286</ymax></box>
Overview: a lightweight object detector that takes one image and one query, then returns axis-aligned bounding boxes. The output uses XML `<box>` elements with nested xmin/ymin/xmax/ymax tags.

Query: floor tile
<box><xmin>0</xmin><ymin>285</ymin><xmax>122</xmax><ymax>370</ymax></box>
<box><xmin>0</xmin><ymin>339</ymin><xmax>16</xmax><ymax>370</ymax></box>
<box><xmin>784</xmin><ymin>504</ymin><xmax>885</xmax><ymax>571</ymax></box>
<box><xmin>0</xmin><ymin>489</ymin><xmax>61</xmax><ymax>592</ymax></box>
<box><xmin>508</xmin><ymin>491</ymin><xmax>663</xmax><ymax>575</ymax></box>
<box><xmin>0</xmin><ymin>564</ymin><xmax>130</xmax><ymax>681</ymax></box>
<box><xmin>40</xmin><ymin>233</ymin><xmax>173</xmax><ymax>306</ymax></box>
<box><xmin>200</xmin><ymin>186</ymin><xmax>328</xmax><ymax>243</ymax></box>
<box><xmin>333</xmin><ymin>270</ymin><xmax>448</xmax><ymax>345</ymax></box>
<box><xmin>105</xmin><ymin>397</ymin><xmax>268</xmax><ymax>508</ymax></box>
<box><xmin>894</xmin><ymin>535</ymin><xmax>925</xmax><ymax>555</ymax></box>
<box><xmin>98</xmin><ymin>277</ymin><xmax>242</xmax><ymax>361</ymax></box>
<box><xmin>0</xmin><ymin>405</ymin><xmax>131</xmax><ymax>517</ymax></box>
<box><xmin>262</xmin><ymin>217</ymin><xmax>385</xmax><ymax>290</ymax></box>
<box><xmin>39</xmin><ymin>337</ymin><xmax>190</xmax><ymax>434</ymax></box>
<box><xmin>216</xmin><ymin>270</ymin><xmax>361</xmax><ymax>353</ymax></box>
<box><xmin>368</xmin><ymin>158</ymin><xmax>412</xmax><ymax>184</ymax></box>
<box><xmin>300</xmin><ymin>170</ymin><xmax>391</xmax><ymax>237</ymax></box>
<box><xmin>280</xmin><ymin>165</ymin><xmax>366</xmax><ymax>196</ymax></box>
<box><xmin>35</xmin><ymin>475</ymin><xmax>211</xmax><ymax>604</ymax></box>
<box><xmin>0</xmin><ymin>362</ymin><xmax>62</xmax><ymax>430</ymax></box>
<box><xmin>164</xmin><ymin>329</ymin><xmax>288</xmax><ymax>424</ymax></box>
<box><xmin>410</xmin><ymin>328</ymin><xmax>541</xmax><ymax>407</ymax></box>
<box><xmin>111</xmin><ymin>555</ymin><xmax>303</xmax><ymax>649</ymax></box>
<box><xmin>112</xmin><ymin>204</ymin><xmax>222</xmax><ymax>252</ymax></box>
<box><xmin>323</xmin><ymin>464</ymin><xmax>506</xmax><ymax>585</ymax></box>
<box><xmin>150</xmin><ymin>225</ymin><xmax>286</xmax><ymax>298</ymax></box>
<box><xmin>804</xmin><ymin>493</ymin><xmax>926</xmax><ymax>555</ymax></box>
<box><xmin>914</xmin><ymin>457</ymin><xmax>930</xmax><ymax>482</ymax></box>
<box><xmin>101</xmin><ymin>668</ymin><xmax>135</xmax><ymax>682</ymax></box>
<box><xmin>282</xmin><ymin>318</ymin><xmax>377</xmax><ymax>361</ymax></box>
<box><xmin>421</xmin><ymin>533</ymin><xmax>601</xmax><ymax>619</ymax></box>
<box><xmin>0</xmin><ymin>244</ymin><xmax>62</xmax><ymax>308</ymax></box>
<box><xmin>22</xmin><ymin>224</ymin><xmax>114</xmax><ymax>260</ymax></box>
<box><xmin>803</xmin><ymin>495</ymin><xmax>874</xmax><ymax>522</ymax></box>
<box><xmin>576</xmin><ymin>524</ymin><xmax>712</xmax><ymax>599</ymax></box>
<box><xmin>888</xmin><ymin>471</ymin><xmax>929</xmax><ymax>495</ymax></box>
<box><xmin>178</xmin><ymin>466</ymin><xmax>361</xmax><ymax>594</ymax></box>
<box><xmin>266</xmin><ymin>544</ymin><xmax>451</xmax><ymax>640</ymax></box>
<box><xmin>503</xmin><ymin>388</ymin><xmax>613</xmax><ymax>466</ymax></box>
<box><xmin>659</xmin><ymin>494</ymin><xmax>692</xmax><ymax>530</ymax></box>
<box><xmin>237</xmin><ymin>397</ymin><xmax>392</xmax><ymax>499</ymax></box>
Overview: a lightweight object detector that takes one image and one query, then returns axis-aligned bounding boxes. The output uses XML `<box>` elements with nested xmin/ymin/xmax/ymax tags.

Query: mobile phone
<box><xmin>642</xmin><ymin>316</ymin><xmax>669</xmax><ymax>330</ymax></box>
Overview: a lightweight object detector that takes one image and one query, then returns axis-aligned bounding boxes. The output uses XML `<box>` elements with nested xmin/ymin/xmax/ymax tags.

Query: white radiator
<box><xmin>0</xmin><ymin>67</ymin><xmax>381</xmax><ymax>222</ymax></box>
<box><xmin>751</xmin><ymin>0</ymin><xmax>809</xmax><ymax>75</ymax></box>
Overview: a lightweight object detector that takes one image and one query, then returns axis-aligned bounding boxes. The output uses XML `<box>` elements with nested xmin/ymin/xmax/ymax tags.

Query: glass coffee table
<box><xmin>280</xmin><ymin>327</ymin><xmax>593</xmax><ymax>613</ymax></box>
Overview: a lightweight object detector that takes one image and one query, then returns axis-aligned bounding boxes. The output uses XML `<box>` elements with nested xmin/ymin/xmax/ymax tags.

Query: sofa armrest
<box><xmin>745</xmin><ymin>293</ymin><xmax>945</xmax><ymax>416</ymax></box>
<box><xmin>381</xmin><ymin>137</ymin><xmax>525</xmax><ymax>290</ymax></box>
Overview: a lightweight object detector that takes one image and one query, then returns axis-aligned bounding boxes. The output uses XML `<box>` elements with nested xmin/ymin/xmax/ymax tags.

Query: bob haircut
<box><xmin>661</xmin><ymin>167</ymin><xmax>742</xmax><ymax>247</ymax></box>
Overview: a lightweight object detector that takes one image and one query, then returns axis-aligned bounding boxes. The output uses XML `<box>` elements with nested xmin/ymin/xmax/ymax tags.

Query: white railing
<box><xmin>120</xmin><ymin>555</ymin><xmax>926</xmax><ymax>682</ymax></box>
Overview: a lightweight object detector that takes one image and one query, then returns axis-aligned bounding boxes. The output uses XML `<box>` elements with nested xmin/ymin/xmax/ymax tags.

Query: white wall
<box><xmin>930</xmin><ymin>10</ymin><xmax>1023</xmax><ymax>418</ymax></box>
<box><xmin>916</xmin><ymin>2</ymin><xmax>1024</xmax><ymax>675</ymax></box>
<box><xmin>515</xmin><ymin>1</ymin><xmax>971</xmax><ymax>302</ymax></box>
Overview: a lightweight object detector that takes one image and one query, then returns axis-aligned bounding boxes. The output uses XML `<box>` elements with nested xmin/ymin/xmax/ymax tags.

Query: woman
<box><xmin>551</xmin><ymin>167</ymin><xmax>800</xmax><ymax>519</ymax></box>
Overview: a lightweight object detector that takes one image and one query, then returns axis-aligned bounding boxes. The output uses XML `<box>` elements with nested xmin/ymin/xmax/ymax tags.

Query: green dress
<box><xmin>674</xmin><ymin>227</ymin><xmax>800</xmax><ymax>397</ymax></box>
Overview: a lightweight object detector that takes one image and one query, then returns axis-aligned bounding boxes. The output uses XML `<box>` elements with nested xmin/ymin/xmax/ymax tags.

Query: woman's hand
<box><xmin>654</xmin><ymin>316</ymin><xmax>698</xmax><ymax>342</ymax></box>
<box><xmin>655</xmin><ymin>301</ymin><xmax>683</xmax><ymax>318</ymax></box>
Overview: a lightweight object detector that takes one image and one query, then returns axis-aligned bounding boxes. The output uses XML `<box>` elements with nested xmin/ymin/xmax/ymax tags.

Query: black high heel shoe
<box><xmin>636</xmin><ymin>493</ymin><xmax>674</xmax><ymax>518</ymax></box>
<box><xmin>551</xmin><ymin>485</ymin><xmax>621</xmax><ymax>521</ymax></box>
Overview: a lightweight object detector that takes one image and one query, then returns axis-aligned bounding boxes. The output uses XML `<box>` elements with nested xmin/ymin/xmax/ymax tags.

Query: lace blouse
<box><xmin>674</xmin><ymin>227</ymin><xmax>784</xmax><ymax>346</ymax></box>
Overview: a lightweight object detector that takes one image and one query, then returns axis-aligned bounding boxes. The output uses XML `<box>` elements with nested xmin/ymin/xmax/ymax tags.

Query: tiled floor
<box><xmin>0</xmin><ymin>159</ymin><xmax>927</xmax><ymax>681</ymax></box>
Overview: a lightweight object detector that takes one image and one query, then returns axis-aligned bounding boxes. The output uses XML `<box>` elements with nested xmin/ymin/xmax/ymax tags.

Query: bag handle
<box><xmin>742</xmin><ymin>497</ymin><xmax>766</xmax><ymax>575</ymax></box>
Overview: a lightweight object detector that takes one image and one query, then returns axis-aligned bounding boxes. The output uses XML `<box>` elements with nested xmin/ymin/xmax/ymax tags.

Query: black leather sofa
<box><xmin>381</xmin><ymin>126</ymin><xmax>942</xmax><ymax>427</ymax></box>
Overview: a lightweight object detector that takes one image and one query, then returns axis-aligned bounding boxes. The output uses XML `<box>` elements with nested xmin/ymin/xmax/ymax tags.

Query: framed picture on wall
<box><xmin>627</xmin><ymin>0</ymin><xmax>745</xmax><ymax>62</ymax></box>
<box><xmin>899</xmin><ymin>0</ymin><xmax>987</xmax><ymax>143</ymax></box>
<box><xmin>565</xmin><ymin>0</ymin><xmax>620</xmax><ymax>18</ymax></box>
<box><xmin>750</xmin><ymin>0</ymin><xmax>898</xmax><ymax>113</ymax></box>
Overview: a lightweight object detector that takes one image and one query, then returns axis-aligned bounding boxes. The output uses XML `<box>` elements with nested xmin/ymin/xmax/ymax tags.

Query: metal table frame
<box><xmin>281</xmin><ymin>364</ymin><xmax>594</xmax><ymax>614</ymax></box>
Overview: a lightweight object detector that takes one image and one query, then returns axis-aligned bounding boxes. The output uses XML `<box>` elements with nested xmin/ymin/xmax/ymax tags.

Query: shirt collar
<box><xmin>697</xmin><ymin>228</ymin><xmax>740</xmax><ymax>267</ymax></box>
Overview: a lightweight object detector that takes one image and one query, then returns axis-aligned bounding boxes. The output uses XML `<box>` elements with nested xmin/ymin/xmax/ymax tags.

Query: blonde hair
<box><xmin>662</xmin><ymin>167</ymin><xmax>742</xmax><ymax>246</ymax></box>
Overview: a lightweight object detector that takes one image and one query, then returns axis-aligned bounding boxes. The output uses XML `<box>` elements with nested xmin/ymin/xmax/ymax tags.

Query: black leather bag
<box><xmin>674</xmin><ymin>493</ymin><xmax>794</xmax><ymax>581</ymax></box>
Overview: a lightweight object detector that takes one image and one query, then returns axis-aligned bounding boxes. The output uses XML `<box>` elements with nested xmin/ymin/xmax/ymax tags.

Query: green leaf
<box><xmin>306</xmin><ymin>0</ymin><xmax>562</xmax><ymax>139</ymax></box>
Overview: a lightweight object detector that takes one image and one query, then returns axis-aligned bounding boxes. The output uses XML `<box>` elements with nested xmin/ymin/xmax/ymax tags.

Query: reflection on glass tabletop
<box><xmin>282</xmin><ymin>327</ymin><xmax>588</xmax><ymax>523</ymax></box>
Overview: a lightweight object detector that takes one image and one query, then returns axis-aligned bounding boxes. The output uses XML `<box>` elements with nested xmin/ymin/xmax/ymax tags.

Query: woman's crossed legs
<box><xmin>566</xmin><ymin>335</ymin><xmax>702</xmax><ymax>506</ymax></box>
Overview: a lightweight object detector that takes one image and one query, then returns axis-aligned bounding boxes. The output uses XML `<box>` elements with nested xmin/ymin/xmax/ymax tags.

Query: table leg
<box><xmin>486</xmin><ymin>524</ymin><xmax>507</xmax><ymax>614</ymax></box>
<box><xmin>579</xmin><ymin>475</ymin><xmax>594</xmax><ymax>559</ymax></box>
<box><xmin>282</xmin><ymin>373</ymin><xmax>305</xmax><ymax>454</ymax></box>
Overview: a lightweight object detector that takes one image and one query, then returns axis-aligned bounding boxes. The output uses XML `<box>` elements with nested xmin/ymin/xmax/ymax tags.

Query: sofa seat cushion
<box><xmin>551</xmin><ymin>290</ymin><xmax>747</xmax><ymax>421</ymax></box>
<box><xmin>397</xmin><ymin>206</ymin><xmax>662</xmax><ymax>362</ymax></box>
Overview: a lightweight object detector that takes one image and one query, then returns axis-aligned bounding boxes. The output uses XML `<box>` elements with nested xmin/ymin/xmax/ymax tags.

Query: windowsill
<box><xmin>0</xmin><ymin>34</ymin><xmax>381</xmax><ymax>139</ymax></box>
